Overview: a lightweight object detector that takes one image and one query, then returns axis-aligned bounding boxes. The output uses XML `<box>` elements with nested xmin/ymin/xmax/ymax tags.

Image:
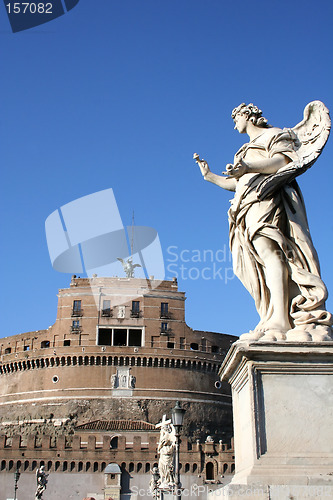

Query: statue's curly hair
<box><xmin>231</xmin><ymin>103</ymin><xmax>271</xmax><ymax>128</ymax></box>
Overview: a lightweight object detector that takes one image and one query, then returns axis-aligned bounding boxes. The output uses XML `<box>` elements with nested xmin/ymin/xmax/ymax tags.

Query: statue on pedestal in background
<box><xmin>194</xmin><ymin>101</ymin><xmax>332</xmax><ymax>342</ymax></box>
<box><xmin>35</xmin><ymin>465</ymin><xmax>48</xmax><ymax>500</ymax></box>
<box><xmin>156</xmin><ymin>415</ymin><xmax>176</xmax><ymax>488</ymax></box>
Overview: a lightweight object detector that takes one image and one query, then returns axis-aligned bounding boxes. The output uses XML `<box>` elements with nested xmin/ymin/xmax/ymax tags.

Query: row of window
<box><xmin>72</xmin><ymin>300</ymin><xmax>170</xmax><ymax>319</ymax></box>
<box><xmin>2</xmin><ymin>339</ymin><xmax>222</xmax><ymax>355</ymax></box>
<box><xmin>0</xmin><ymin>355</ymin><xmax>219</xmax><ymax>375</ymax></box>
<box><xmin>0</xmin><ymin>459</ymin><xmax>234</xmax><ymax>475</ymax></box>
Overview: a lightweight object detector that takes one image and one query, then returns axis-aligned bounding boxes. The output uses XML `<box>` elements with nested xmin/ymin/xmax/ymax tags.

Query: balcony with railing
<box><xmin>71</xmin><ymin>308</ymin><xmax>83</xmax><ymax>317</ymax></box>
<box><xmin>101</xmin><ymin>308</ymin><xmax>113</xmax><ymax>318</ymax></box>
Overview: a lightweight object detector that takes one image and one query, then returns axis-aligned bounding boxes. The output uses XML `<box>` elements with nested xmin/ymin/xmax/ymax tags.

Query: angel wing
<box><xmin>256</xmin><ymin>101</ymin><xmax>331</xmax><ymax>200</ymax></box>
<box><xmin>133</xmin><ymin>263</ymin><xmax>141</xmax><ymax>269</ymax></box>
<box><xmin>117</xmin><ymin>257</ymin><xmax>125</xmax><ymax>264</ymax></box>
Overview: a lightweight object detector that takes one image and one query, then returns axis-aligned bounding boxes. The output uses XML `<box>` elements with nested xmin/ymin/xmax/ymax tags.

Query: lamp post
<box><xmin>13</xmin><ymin>464</ymin><xmax>20</xmax><ymax>500</ymax></box>
<box><xmin>171</xmin><ymin>401</ymin><xmax>186</xmax><ymax>499</ymax></box>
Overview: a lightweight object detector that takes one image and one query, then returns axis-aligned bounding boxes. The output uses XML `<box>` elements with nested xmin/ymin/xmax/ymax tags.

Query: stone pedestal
<box><xmin>209</xmin><ymin>341</ymin><xmax>333</xmax><ymax>499</ymax></box>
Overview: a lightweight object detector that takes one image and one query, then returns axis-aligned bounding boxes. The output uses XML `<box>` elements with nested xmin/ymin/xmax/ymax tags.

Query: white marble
<box><xmin>210</xmin><ymin>341</ymin><xmax>333</xmax><ymax>499</ymax></box>
<box><xmin>195</xmin><ymin>102</ymin><xmax>332</xmax><ymax>342</ymax></box>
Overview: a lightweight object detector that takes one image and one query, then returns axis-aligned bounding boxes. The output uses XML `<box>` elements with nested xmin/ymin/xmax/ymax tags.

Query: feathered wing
<box><xmin>117</xmin><ymin>258</ymin><xmax>125</xmax><ymax>264</ymax></box>
<box><xmin>257</xmin><ymin>101</ymin><xmax>331</xmax><ymax>200</ymax></box>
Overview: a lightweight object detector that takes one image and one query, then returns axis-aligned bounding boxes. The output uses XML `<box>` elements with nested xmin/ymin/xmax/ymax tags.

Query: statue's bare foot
<box><xmin>257</xmin><ymin>329</ymin><xmax>287</xmax><ymax>342</ymax></box>
<box><xmin>238</xmin><ymin>330</ymin><xmax>265</xmax><ymax>341</ymax></box>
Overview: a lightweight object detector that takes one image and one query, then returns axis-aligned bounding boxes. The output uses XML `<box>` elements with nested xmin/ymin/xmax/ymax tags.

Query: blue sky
<box><xmin>0</xmin><ymin>0</ymin><xmax>332</xmax><ymax>338</ymax></box>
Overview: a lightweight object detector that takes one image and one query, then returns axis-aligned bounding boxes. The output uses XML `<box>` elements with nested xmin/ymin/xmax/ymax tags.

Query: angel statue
<box><xmin>35</xmin><ymin>465</ymin><xmax>48</xmax><ymax>500</ymax></box>
<box><xmin>156</xmin><ymin>415</ymin><xmax>176</xmax><ymax>489</ymax></box>
<box><xmin>117</xmin><ymin>256</ymin><xmax>141</xmax><ymax>278</ymax></box>
<box><xmin>194</xmin><ymin>101</ymin><xmax>332</xmax><ymax>342</ymax></box>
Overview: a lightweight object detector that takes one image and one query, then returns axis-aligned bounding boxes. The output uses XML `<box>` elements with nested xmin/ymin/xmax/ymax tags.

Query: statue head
<box><xmin>231</xmin><ymin>103</ymin><xmax>270</xmax><ymax>129</ymax></box>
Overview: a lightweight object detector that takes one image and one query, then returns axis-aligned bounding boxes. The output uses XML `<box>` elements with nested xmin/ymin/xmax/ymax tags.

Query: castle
<box><xmin>0</xmin><ymin>276</ymin><xmax>236</xmax><ymax>499</ymax></box>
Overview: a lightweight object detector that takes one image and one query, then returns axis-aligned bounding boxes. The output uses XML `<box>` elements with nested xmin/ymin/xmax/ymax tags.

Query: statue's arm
<box><xmin>228</xmin><ymin>153</ymin><xmax>290</xmax><ymax>178</ymax></box>
<box><xmin>204</xmin><ymin>170</ymin><xmax>237</xmax><ymax>192</ymax></box>
<box><xmin>243</xmin><ymin>153</ymin><xmax>290</xmax><ymax>175</ymax></box>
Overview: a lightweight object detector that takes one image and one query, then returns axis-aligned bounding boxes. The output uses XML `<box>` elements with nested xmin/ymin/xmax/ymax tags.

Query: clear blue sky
<box><xmin>0</xmin><ymin>0</ymin><xmax>332</xmax><ymax>338</ymax></box>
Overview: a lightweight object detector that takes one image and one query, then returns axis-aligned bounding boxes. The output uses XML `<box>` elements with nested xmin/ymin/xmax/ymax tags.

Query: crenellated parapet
<box><xmin>0</xmin><ymin>433</ymin><xmax>235</xmax><ymax>478</ymax></box>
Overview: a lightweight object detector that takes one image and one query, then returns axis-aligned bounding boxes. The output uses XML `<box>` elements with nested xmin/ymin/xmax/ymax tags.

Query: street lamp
<box><xmin>171</xmin><ymin>401</ymin><xmax>186</xmax><ymax>499</ymax></box>
<box><xmin>13</xmin><ymin>464</ymin><xmax>20</xmax><ymax>500</ymax></box>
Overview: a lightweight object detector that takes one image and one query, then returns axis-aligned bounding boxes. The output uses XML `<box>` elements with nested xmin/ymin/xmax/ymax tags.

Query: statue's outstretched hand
<box><xmin>193</xmin><ymin>153</ymin><xmax>210</xmax><ymax>177</ymax></box>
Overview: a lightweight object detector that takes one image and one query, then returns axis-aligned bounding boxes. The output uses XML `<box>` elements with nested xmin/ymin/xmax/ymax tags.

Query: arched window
<box><xmin>1</xmin><ymin>460</ymin><xmax>6</xmax><ymax>471</ymax></box>
<box><xmin>129</xmin><ymin>462</ymin><xmax>134</xmax><ymax>472</ymax></box>
<box><xmin>78</xmin><ymin>356</ymin><xmax>83</xmax><ymax>365</ymax></box>
<box><xmin>108</xmin><ymin>356</ymin><xmax>112</xmax><ymax>365</ymax></box>
<box><xmin>63</xmin><ymin>461</ymin><xmax>68</xmax><ymax>471</ymax></box>
<box><xmin>101</xmin><ymin>462</ymin><xmax>106</xmax><ymax>472</ymax></box>
<box><xmin>70</xmin><ymin>461</ymin><xmax>75</xmax><ymax>472</ymax></box>
<box><xmin>148</xmin><ymin>357</ymin><xmax>152</xmax><ymax>367</ymax></box>
<box><xmin>206</xmin><ymin>462</ymin><xmax>214</xmax><ymax>480</ymax></box>
<box><xmin>231</xmin><ymin>463</ymin><xmax>235</xmax><ymax>473</ymax></box>
<box><xmin>24</xmin><ymin>460</ymin><xmax>29</xmax><ymax>471</ymax></box>
<box><xmin>114</xmin><ymin>356</ymin><xmax>118</xmax><ymax>366</ymax></box>
<box><xmin>110</xmin><ymin>436</ymin><xmax>118</xmax><ymax>449</ymax></box>
<box><xmin>47</xmin><ymin>461</ymin><xmax>52</xmax><ymax>471</ymax></box>
<box><xmin>160</xmin><ymin>358</ymin><xmax>164</xmax><ymax>367</ymax></box>
<box><xmin>90</xmin><ymin>356</ymin><xmax>95</xmax><ymax>365</ymax></box>
<box><xmin>67</xmin><ymin>356</ymin><xmax>71</xmax><ymax>366</ymax></box>
<box><xmin>137</xmin><ymin>462</ymin><xmax>142</xmax><ymax>473</ymax></box>
<box><xmin>86</xmin><ymin>462</ymin><xmax>91</xmax><ymax>472</ymax></box>
<box><xmin>31</xmin><ymin>460</ymin><xmax>37</xmax><ymax>471</ymax></box>
<box><xmin>145</xmin><ymin>463</ymin><xmax>150</xmax><ymax>473</ymax></box>
<box><xmin>185</xmin><ymin>463</ymin><xmax>190</xmax><ymax>473</ymax></box>
<box><xmin>223</xmin><ymin>463</ymin><xmax>228</xmax><ymax>473</ymax></box>
<box><xmin>84</xmin><ymin>356</ymin><xmax>89</xmax><ymax>365</ymax></box>
<box><xmin>125</xmin><ymin>357</ymin><xmax>130</xmax><ymax>366</ymax></box>
<box><xmin>137</xmin><ymin>357</ymin><xmax>141</xmax><ymax>366</ymax></box>
<box><xmin>73</xmin><ymin>356</ymin><xmax>77</xmax><ymax>365</ymax></box>
<box><xmin>78</xmin><ymin>461</ymin><xmax>83</xmax><ymax>472</ymax></box>
<box><xmin>102</xmin><ymin>356</ymin><xmax>107</xmax><ymax>366</ymax></box>
<box><xmin>93</xmin><ymin>462</ymin><xmax>99</xmax><ymax>472</ymax></box>
<box><xmin>96</xmin><ymin>356</ymin><xmax>101</xmax><ymax>366</ymax></box>
<box><xmin>55</xmin><ymin>461</ymin><xmax>60</xmax><ymax>471</ymax></box>
<box><xmin>192</xmin><ymin>463</ymin><xmax>197</xmax><ymax>473</ymax></box>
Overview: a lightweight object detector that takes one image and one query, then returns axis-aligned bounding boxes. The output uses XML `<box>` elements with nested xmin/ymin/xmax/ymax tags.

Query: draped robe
<box><xmin>228</xmin><ymin>127</ymin><xmax>332</xmax><ymax>330</ymax></box>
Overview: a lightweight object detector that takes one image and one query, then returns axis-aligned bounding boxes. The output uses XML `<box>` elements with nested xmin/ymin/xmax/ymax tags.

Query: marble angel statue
<box><xmin>156</xmin><ymin>415</ymin><xmax>176</xmax><ymax>488</ymax></box>
<box><xmin>117</xmin><ymin>257</ymin><xmax>141</xmax><ymax>278</ymax></box>
<box><xmin>194</xmin><ymin>101</ymin><xmax>332</xmax><ymax>342</ymax></box>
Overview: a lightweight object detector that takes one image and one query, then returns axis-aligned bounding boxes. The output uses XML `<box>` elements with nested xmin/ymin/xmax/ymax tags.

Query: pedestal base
<box><xmin>208</xmin><ymin>341</ymin><xmax>333</xmax><ymax>499</ymax></box>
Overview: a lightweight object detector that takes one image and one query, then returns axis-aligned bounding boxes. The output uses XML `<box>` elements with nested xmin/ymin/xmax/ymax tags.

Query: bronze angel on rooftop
<box><xmin>194</xmin><ymin>101</ymin><xmax>332</xmax><ymax>342</ymax></box>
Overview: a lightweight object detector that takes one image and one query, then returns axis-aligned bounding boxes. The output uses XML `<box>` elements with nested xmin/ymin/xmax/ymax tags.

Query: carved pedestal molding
<box><xmin>208</xmin><ymin>340</ymin><xmax>333</xmax><ymax>499</ymax></box>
